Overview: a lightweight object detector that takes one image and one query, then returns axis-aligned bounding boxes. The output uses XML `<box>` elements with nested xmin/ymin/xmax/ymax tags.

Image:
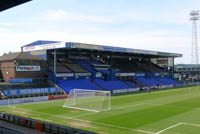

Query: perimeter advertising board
<box><xmin>112</xmin><ymin>88</ymin><xmax>140</xmax><ymax>94</ymax></box>
<box><xmin>2</xmin><ymin>87</ymin><xmax>61</xmax><ymax>96</ymax></box>
<box><xmin>0</xmin><ymin>96</ymin><xmax>49</xmax><ymax>106</ymax></box>
<box><xmin>56</xmin><ymin>73</ymin><xmax>74</xmax><ymax>77</ymax></box>
<box><xmin>115</xmin><ymin>73</ymin><xmax>135</xmax><ymax>77</ymax></box>
<box><xmin>71</xmin><ymin>43</ymin><xmax>103</xmax><ymax>50</ymax></box>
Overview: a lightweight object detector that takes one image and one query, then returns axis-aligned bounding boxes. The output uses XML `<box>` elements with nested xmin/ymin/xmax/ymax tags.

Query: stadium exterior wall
<box><xmin>0</xmin><ymin>60</ymin><xmax>46</xmax><ymax>82</ymax></box>
<box><xmin>0</xmin><ymin>61</ymin><xmax>15</xmax><ymax>82</ymax></box>
<box><xmin>0</xmin><ymin>54</ymin><xmax>46</xmax><ymax>82</ymax></box>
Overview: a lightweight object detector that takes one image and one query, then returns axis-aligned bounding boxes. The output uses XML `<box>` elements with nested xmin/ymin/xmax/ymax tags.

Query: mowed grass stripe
<box><xmin>94</xmin><ymin>103</ymin><xmax>190</xmax><ymax>128</ymax></box>
<box><xmin>111</xmin><ymin>87</ymin><xmax>200</xmax><ymax>106</ymax></box>
<box><xmin>78</xmin><ymin>89</ymin><xmax>200</xmax><ymax>122</ymax></box>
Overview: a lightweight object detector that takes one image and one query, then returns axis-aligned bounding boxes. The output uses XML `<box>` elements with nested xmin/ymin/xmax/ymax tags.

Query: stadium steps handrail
<box><xmin>70</xmin><ymin>58</ymin><xmax>90</xmax><ymax>73</ymax></box>
<box><xmin>57</xmin><ymin>60</ymin><xmax>73</xmax><ymax>72</ymax></box>
<box><xmin>135</xmin><ymin>79</ymin><xmax>148</xmax><ymax>87</ymax></box>
<box><xmin>48</xmin><ymin>80</ymin><xmax>67</xmax><ymax>94</ymax></box>
<box><xmin>0</xmin><ymin>90</ymin><xmax>5</xmax><ymax>99</ymax></box>
<box><xmin>92</xmin><ymin>81</ymin><xmax>107</xmax><ymax>91</ymax></box>
<box><xmin>62</xmin><ymin>63</ymin><xmax>74</xmax><ymax>72</ymax></box>
<box><xmin>72</xmin><ymin>59</ymin><xmax>96</xmax><ymax>73</ymax></box>
<box><xmin>123</xmin><ymin>80</ymin><xmax>137</xmax><ymax>88</ymax></box>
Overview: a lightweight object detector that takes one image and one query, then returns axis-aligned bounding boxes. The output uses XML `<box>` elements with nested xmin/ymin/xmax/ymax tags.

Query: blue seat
<box><xmin>73</xmin><ymin>59</ymin><xmax>96</xmax><ymax>73</ymax></box>
<box><xmin>125</xmin><ymin>81</ymin><xmax>138</xmax><ymax>88</ymax></box>
<box><xmin>136</xmin><ymin>77</ymin><xmax>179</xmax><ymax>86</ymax></box>
<box><xmin>57</xmin><ymin>79</ymin><xmax>101</xmax><ymax>93</ymax></box>
<box><xmin>136</xmin><ymin>77</ymin><xmax>160</xmax><ymax>86</ymax></box>
<box><xmin>94</xmin><ymin>79</ymin><xmax>130</xmax><ymax>91</ymax></box>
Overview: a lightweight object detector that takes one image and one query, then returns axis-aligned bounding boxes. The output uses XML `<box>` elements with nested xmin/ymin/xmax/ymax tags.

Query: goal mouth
<box><xmin>62</xmin><ymin>89</ymin><xmax>111</xmax><ymax>112</ymax></box>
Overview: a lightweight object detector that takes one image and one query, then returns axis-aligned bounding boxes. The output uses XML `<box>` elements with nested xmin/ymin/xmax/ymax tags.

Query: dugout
<box><xmin>0</xmin><ymin>52</ymin><xmax>46</xmax><ymax>82</ymax></box>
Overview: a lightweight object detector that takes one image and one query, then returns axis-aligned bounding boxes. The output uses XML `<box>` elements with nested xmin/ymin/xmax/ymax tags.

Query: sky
<box><xmin>0</xmin><ymin>0</ymin><xmax>200</xmax><ymax>64</ymax></box>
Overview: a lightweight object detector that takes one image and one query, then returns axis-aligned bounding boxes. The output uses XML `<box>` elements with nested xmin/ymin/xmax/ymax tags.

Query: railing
<box><xmin>0</xmin><ymin>78</ymin><xmax>54</xmax><ymax>90</ymax></box>
<box><xmin>0</xmin><ymin>112</ymin><xmax>96</xmax><ymax>134</ymax></box>
<box><xmin>0</xmin><ymin>78</ymin><xmax>65</xmax><ymax>99</ymax></box>
<box><xmin>0</xmin><ymin>125</ymin><xmax>23</xmax><ymax>134</ymax></box>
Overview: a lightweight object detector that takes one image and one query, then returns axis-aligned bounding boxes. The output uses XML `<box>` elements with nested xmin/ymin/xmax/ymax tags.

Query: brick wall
<box><xmin>0</xmin><ymin>61</ymin><xmax>15</xmax><ymax>82</ymax></box>
<box><xmin>0</xmin><ymin>60</ymin><xmax>46</xmax><ymax>82</ymax></box>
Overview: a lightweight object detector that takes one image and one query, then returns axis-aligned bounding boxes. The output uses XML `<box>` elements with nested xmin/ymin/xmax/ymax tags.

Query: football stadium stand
<box><xmin>136</xmin><ymin>77</ymin><xmax>179</xmax><ymax>87</ymax></box>
<box><xmin>136</xmin><ymin>77</ymin><xmax>161</xmax><ymax>87</ymax></box>
<box><xmin>0</xmin><ymin>40</ymin><xmax>183</xmax><ymax>96</ymax></box>
<box><xmin>111</xmin><ymin>58</ymin><xmax>164</xmax><ymax>73</ymax></box>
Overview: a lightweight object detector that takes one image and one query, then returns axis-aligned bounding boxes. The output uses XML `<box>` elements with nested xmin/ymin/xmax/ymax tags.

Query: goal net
<box><xmin>63</xmin><ymin>89</ymin><xmax>111</xmax><ymax>112</ymax></box>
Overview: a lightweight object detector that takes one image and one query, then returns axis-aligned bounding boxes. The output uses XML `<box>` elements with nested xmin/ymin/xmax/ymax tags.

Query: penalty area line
<box><xmin>155</xmin><ymin>122</ymin><xmax>200</xmax><ymax>134</ymax></box>
<box><xmin>181</xmin><ymin>122</ymin><xmax>200</xmax><ymax>127</ymax></box>
<box><xmin>155</xmin><ymin>123</ymin><xmax>182</xmax><ymax>134</ymax></box>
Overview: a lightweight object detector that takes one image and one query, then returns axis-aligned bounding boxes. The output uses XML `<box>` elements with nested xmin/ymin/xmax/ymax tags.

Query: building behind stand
<box><xmin>0</xmin><ymin>52</ymin><xmax>46</xmax><ymax>82</ymax></box>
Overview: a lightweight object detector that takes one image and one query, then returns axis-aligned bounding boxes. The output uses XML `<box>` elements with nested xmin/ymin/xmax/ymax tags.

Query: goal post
<box><xmin>63</xmin><ymin>89</ymin><xmax>111</xmax><ymax>112</ymax></box>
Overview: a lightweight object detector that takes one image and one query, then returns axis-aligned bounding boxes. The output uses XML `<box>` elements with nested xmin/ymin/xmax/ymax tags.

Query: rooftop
<box><xmin>22</xmin><ymin>40</ymin><xmax>182</xmax><ymax>58</ymax></box>
<box><xmin>0</xmin><ymin>52</ymin><xmax>45</xmax><ymax>62</ymax></box>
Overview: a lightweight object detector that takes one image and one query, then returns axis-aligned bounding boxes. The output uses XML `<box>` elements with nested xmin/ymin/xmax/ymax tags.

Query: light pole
<box><xmin>190</xmin><ymin>10</ymin><xmax>200</xmax><ymax>64</ymax></box>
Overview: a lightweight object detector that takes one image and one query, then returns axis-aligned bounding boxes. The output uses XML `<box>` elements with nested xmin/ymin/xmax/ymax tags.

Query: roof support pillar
<box><xmin>54</xmin><ymin>49</ymin><xmax>57</xmax><ymax>82</ymax></box>
<box><xmin>148</xmin><ymin>58</ymin><xmax>152</xmax><ymax>77</ymax></box>
<box><xmin>172</xmin><ymin>57</ymin><xmax>175</xmax><ymax>79</ymax></box>
<box><xmin>110</xmin><ymin>53</ymin><xmax>113</xmax><ymax>80</ymax></box>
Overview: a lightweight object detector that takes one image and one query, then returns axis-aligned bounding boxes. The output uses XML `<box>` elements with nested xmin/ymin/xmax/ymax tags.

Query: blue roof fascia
<box><xmin>22</xmin><ymin>40</ymin><xmax>60</xmax><ymax>47</ymax></box>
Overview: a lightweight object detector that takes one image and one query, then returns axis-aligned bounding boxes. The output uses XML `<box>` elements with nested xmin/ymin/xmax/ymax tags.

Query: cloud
<box><xmin>0</xmin><ymin>22</ymin><xmax>16</xmax><ymax>27</ymax></box>
<box><xmin>0</xmin><ymin>6</ymin><xmax>196</xmax><ymax>64</ymax></box>
<box><xmin>40</xmin><ymin>9</ymin><xmax>191</xmax><ymax>26</ymax></box>
<box><xmin>0</xmin><ymin>27</ymin><xmax>191</xmax><ymax>64</ymax></box>
<box><xmin>40</xmin><ymin>10</ymin><xmax>113</xmax><ymax>23</ymax></box>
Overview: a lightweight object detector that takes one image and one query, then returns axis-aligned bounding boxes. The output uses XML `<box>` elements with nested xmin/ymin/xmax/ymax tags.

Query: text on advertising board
<box><xmin>23</xmin><ymin>42</ymin><xmax>65</xmax><ymax>52</ymax></box>
<box><xmin>16</xmin><ymin>66</ymin><xmax>40</xmax><ymax>71</ymax></box>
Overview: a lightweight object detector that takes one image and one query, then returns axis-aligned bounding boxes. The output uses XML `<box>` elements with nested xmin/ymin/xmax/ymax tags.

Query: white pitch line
<box><xmin>0</xmin><ymin>99</ymin><xmax>65</xmax><ymax>108</ymax></box>
<box><xmin>195</xmin><ymin>108</ymin><xmax>200</xmax><ymax>110</ymax></box>
<box><xmin>155</xmin><ymin>122</ymin><xmax>200</xmax><ymax>134</ymax></box>
<box><xmin>112</xmin><ymin>103</ymin><xmax>146</xmax><ymax>111</ymax></box>
<box><xmin>9</xmin><ymin>103</ymin><xmax>200</xmax><ymax>134</ymax></box>
<box><xmin>143</xmin><ymin>102</ymin><xmax>200</xmax><ymax>111</ymax></box>
<box><xmin>59</xmin><ymin>115</ymin><xmax>155</xmax><ymax>134</ymax></box>
<box><xmin>73</xmin><ymin>103</ymin><xmax>146</xmax><ymax>118</ymax></box>
<box><xmin>142</xmin><ymin>102</ymin><xmax>162</xmax><ymax>106</ymax></box>
<box><xmin>155</xmin><ymin>123</ymin><xmax>182</xmax><ymax>134</ymax></box>
<box><xmin>11</xmin><ymin>107</ymin><xmax>154</xmax><ymax>134</ymax></box>
<box><xmin>182</xmin><ymin>122</ymin><xmax>200</xmax><ymax>127</ymax></box>
<box><xmin>72</xmin><ymin>111</ymin><xmax>99</xmax><ymax>118</ymax></box>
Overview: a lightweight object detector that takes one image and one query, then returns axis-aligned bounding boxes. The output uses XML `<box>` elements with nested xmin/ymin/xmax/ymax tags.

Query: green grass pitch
<box><xmin>1</xmin><ymin>86</ymin><xmax>200</xmax><ymax>134</ymax></box>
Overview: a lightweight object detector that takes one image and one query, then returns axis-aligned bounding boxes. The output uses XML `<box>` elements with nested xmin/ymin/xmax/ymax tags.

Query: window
<box><xmin>35</xmin><ymin>61</ymin><xmax>42</xmax><ymax>65</ymax></box>
<box><xmin>19</xmin><ymin>60</ymin><xmax>28</xmax><ymax>65</ymax></box>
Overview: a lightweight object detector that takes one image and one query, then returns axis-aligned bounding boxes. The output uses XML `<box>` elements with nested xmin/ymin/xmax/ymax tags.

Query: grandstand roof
<box><xmin>22</xmin><ymin>40</ymin><xmax>182</xmax><ymax>58</ymax></box>
<box><xmin>0</xmin><ymin>0</ymin><xmax>31</xmax><ymax>12</ymax></box>
<box><xmin>0</xmin><ymin>52</ymin><xmax>44</xmax><ymax>62</ymax></box>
